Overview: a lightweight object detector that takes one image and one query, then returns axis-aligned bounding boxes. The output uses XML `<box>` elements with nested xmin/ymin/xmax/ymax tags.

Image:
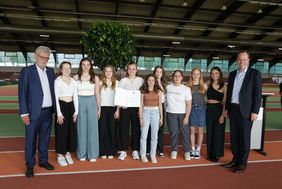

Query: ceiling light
<box><xmin>221</xmin><ymin>5</ymin><xmax>227</xmax><ymax>10</ymax></box>
<box><xmin>182</xmin><ymin>1</ymin><xmax>188</xmax><ymax>7</ymax></box>
<box><xmin>212</xmin><ymin>56</ymin><xmax>219</xmax><ymax>60</ymax></box>
<box><xmin>163</xmin><ymin>54</ymin><xmax>170</xmax><ymax>57</ymax></box>
<box><xmin>40</xmin><ymin>34</ymin><xmax>50</xmax><ymax>38</ymax></box>
<box><xmin>257</xmin><ymin>9</ymin><xmax>263</xmax><ymax>14</ymax></box>
<box><xmin>258</xmin><ymin>58</ymin><xmax>264</xmax><ymax>61</ymax></box>
<box><xmin>172</xmin><ymin>41</ymin><xmax>181</xmax><ymax>45</ymax></box>
<box><xmin>278</xmin><ymin>48</ymin><xmax>282</xmax><ymax>51</ymax></box>
<box><xmin>228</xmin><ymin>45</ymin><xmax>236</xmax><ymax>48</ymax></box>
<box><xmin>139</xmin><ymin>0</ymin><xmax>146</xmax><ymax>2</ymax></box>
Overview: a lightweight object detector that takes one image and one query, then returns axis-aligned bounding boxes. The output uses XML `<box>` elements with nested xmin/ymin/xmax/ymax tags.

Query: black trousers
<box><xmin>119</xmin><ymin>107</ymin><xmax>140</xmax><ymax>151</ymax></box>
<box><xmin>55</xmin><ymin>101</ymin><xmax>77</xmax><ymax>154</ymax></box>
<box><xmin>229</xmin><ymin>103</ymin><xmax>253</xmax><ymax>166</ymax></box>
<box><xmin>146</xmin><ymin>103</ymin><xmax>165</xmax><ymax>153</ymax></box>
<box><xmin>206</xmin><ymin>103</ymin><xmax>225</xmax><ymax>158</ymax></box>
<box><xmin>99</xmin><ymin>106</ymin><xmax>117</xmax><ymax>156</ymax></box>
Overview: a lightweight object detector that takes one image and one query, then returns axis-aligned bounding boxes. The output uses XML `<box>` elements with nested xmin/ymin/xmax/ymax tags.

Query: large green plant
<box><xmin>81</xmin><ymin>21</ymin><xmax>135</xmax><ymax>70</ymax></box>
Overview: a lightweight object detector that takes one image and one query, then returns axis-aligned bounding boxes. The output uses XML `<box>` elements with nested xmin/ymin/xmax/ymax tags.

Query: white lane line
<box><xmin>0</xmin><ymin>129</ymin><xmax>281</xmax><ymax>139</ymax></box>
<box><xmin>1</xmin><ymin>141</ymin><xmax>282</xmax><ymax>154</ymax></box>
<box><xmin>0</xmin><ymin>159</ymin><xmax>282</xmax><ymax>179</ymax></box>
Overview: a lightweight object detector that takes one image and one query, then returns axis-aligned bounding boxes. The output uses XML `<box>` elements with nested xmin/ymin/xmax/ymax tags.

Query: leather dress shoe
<box><xmin>25</xmin><ymin>167</ymin><xmax>34</xmax><ymax>178</ymax></box>
<box><xmin>223</xmin><ymin>160</ymin><xmax>237</xmax><ymax>168</ymax></box>
<box><xmin>39</xmin><ymin>162</ymin><xmax>55</xmax><ymax>170</ymax></box>
<box><xmin>234</xmin><ymin>165</ymin><xmax>246</xmax><ymax>173</ymax></box>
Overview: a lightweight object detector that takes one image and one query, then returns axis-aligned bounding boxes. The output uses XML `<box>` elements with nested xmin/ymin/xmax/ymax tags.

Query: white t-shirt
<box><xmin>166</xmin><ymin>84</ymin><xmax>192</xmax><ymax>114</ymax></box>
<box><xmin>100</xmin><ymin>80</ymin><xmax>119</xmax><ymax>107</ymax></box>
<box><xmin>119</xmin><ymin>77</ymin><xmax>143</xmax><ymax>90</ymax></box>
<box><xmin>54</xmin><ymin>76</ymin><xmax>78</xmax><ymax>116</ymax></box>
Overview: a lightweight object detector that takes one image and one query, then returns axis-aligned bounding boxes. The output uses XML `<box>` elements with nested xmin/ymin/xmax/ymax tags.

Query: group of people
<box><xmin>19</xmin><ymin>46</ymin><xmax>262</xmax><ymax>178</ymax></box>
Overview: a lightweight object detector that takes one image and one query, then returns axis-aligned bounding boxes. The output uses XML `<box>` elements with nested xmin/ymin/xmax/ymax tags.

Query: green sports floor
<box><xmin>0</xmin><ymin>85</ymin><xmax>281</xmax><ymax>137</ymax></box>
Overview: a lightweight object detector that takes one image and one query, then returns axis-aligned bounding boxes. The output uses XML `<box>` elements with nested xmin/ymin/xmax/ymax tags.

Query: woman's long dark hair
<box><xmin>140</xmin><ymin>74</ymin><xmax>159</xmax><ymax>94</ymax></box>
<box><xmin>153</xmin><ymin>65</ymin><xmax>168</xmax><ymax>92</ymax></box>
<box><xmin>209</xmin><ymin>66</ymin><xmax>224</xmax><ymax>90</ymax></box>
<box><xmin>77</xmin><ymin>57</ymin><xmax>96</xmax><ymax>83</ymax></box>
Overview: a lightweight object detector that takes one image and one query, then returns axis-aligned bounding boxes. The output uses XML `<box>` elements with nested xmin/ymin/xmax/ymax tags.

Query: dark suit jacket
<box><xmin>226</xmin><ymin>68</ymin><xmax>262</xmax><ymax>119</ymax></box>
<box><xmin>18</xmin><ymin>64</ymin><xmax>56</xmax><ymax>120</ymax></box>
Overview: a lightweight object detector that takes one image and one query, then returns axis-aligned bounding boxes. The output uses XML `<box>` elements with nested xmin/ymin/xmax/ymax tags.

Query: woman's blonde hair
<box><xmin>100</xmin><ymin>65</ymin><xmax>117</xmax><ymax>90</ymax></box>
<box><xmin>188</xmin><ymin>67</ymin><xmax>205</xmax><ymax>94</ymax></box>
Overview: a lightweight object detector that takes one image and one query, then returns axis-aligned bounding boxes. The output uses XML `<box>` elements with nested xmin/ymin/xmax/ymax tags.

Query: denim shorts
<box><xmin>189</xmin><ymin>104</ymin><xmax>206</xmax><ymax>127</ymax></box>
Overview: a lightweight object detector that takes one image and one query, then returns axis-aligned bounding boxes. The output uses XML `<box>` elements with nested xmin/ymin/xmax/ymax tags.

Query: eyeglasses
<box><xmin>36</xmin><ymin>53</ymin><xmax>50</xmax><ymax>61</ymax></box>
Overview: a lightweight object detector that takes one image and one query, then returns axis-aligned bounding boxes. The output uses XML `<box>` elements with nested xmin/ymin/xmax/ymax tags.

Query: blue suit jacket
<box><xmin>18</xmin><ymin>64</ymin><xmax>56</xmax><ymax>120</ymax></box>
<box><xmin>225</xmin><ymin>68</ymin><xmax>262</xmax><ymax>119</ymax></box>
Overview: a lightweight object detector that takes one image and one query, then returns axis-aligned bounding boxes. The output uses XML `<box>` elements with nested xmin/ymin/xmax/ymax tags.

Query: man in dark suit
<box><xmin>224</xmin><ymin>50</ymin><xmax>262</xmax><ymax>173</ymax></box>
<box><xmin>18</xmin><ymin>46</ymin><xmax>56</xmax><ymax>178</ymax></box>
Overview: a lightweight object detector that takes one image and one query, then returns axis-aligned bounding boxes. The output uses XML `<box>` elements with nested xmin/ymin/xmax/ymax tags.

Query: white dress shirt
<box><xmin>231</xmin><ymin>67</ymin><xmax>248</xmax><ymax>104</ymax></box>
<box><xmin>36</xmin><ymin>65</ymin><xmax>52</xmax><ymax>108</ymax></box>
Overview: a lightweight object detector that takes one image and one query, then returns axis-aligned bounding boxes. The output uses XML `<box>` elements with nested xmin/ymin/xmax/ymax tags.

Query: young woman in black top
<box><xmin>206</xmin><ymin>67</ymin><xmax>227</xmax><ymax>162</ymax></box>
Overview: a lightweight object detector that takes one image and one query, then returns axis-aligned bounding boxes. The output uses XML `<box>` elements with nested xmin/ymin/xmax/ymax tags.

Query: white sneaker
<box><xmin>80</xmin><ymin>158</ymin><xmax>86</xmax><ymax>161</ymax></box>
<box><xmin>57</xmin><ymin>155</ymin><xmax>68</xmax><ymax>166</ymax></box>
<box><xmin>101</xmin><ymin>155</ymin><xmax>107</xmax><ymax>159</ymax></box>
<box><xmin>195</xmin><ymin>150</ymin><xmax>201</xmax><ymax>159</ymax></box>
<box><xmin>171</xmin><ymin>151</ymin><xmax>177</xmax><ymax>159</ymax></box>
<box><xmin>89</xmin><ymin>158</ymin><xmax>97</xmax><ymax>162</ymax></box>
<box><xmin>141</xmin><ymin>156</ymin><xmax>148</xmax><ymax>163</ymax></box>
<box><xmin>65</xmin><ymin>153</ymin><xmax>74</xmax><ymax>164</ymax></box>
<box><xmin>118</xmin><ymin>151</ymin><xmax>127</xmax><ymax>160</ymax></box>
<box><xmin>184</xmin><ymin>152</ymin><xmax>191</xmax><ymax>160</ymax></box>
<box><xmin>108</xmin><ymin>155</ymin><xmax>114</xmax><ymax>159</ymax></box>
<box><xmin>151</xmin><ymin>156</ymin><xmax>157</xmax><ymax>163</ymax></box>
<box><xmin>132</xmin><ymin>150</ymin><xmax>140</xmax><ymax>160</ymax></box>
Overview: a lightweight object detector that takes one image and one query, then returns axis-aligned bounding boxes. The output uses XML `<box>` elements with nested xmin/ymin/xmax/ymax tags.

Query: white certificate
<box><xmin>114</xmin><ymin>87</ymin><xmax>141</xmax><ymax>107</ymax></box>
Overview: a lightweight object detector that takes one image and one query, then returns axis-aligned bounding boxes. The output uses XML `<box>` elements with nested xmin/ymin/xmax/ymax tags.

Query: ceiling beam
<box><xmin>144</xmin><ymin>0</ymin><xmax>163</xmax><ymax>32</ymax></box>
<box><xmin>269</xmin><ymin>56</ymin><xmax>282</xmax><ymax>69</ymax></box>
<box><xmin>115</xmin><ymin>0</ymin><xmax>120</xmax><ymax>15</ymax></box>
<box><xmin>74</xmin><ymin>0</ymin><xmax>82</xmax><ymax>29</ymax></box>
<box><xmin>228</xmin><ymin>4</ymin><xmax>280</xmax><ymax>39</ymax></box>
<box><xmin>201</xmin><ymin>1</ymin><xmax>245</xmax><ymax>37</ymax></box>
<box><xmin>228</xmin><ymin>54</ymin><xmax>237</xmax><ymax>68</ymax></box>
<box><xmin>173</xmin><ymin>0</ymin><xmax>206</xmax><ymax>35</ymax></box>
<box><xmin>0</xmin><ymin>9</ymin><xmax>27</xmax><ymax>63</ymax></box>
<box><xmin>31</xmin><ymin>0</ymin><xmax>48</xmax><ymax>27</ymax></box>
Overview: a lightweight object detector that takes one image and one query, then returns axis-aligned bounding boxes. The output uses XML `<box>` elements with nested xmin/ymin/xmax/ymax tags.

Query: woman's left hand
<box><xmin>97</xmin><ymin>109</ymin><xmax>101</xmax><ymax>120</ymax></box>
<box><xmin>73</xmin><ymin>113</ymin><xmax>77</xmax><ymax>123</ymax></box>
<box><xmin>218</xmin><ymin>115</ymin><xmax>225</xmax><ymax>125</ymax></box>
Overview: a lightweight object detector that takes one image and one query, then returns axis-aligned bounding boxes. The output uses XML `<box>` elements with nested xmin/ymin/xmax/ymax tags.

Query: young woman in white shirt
<box><xmin>54</xmin><ymin>61</ymin><xmax>78</xmax><ymax>166</ymax></box>
<box><xmin>118</xmin><ymin>62</ymin><xmax>144</xmax><ymax>160</ymax></box>
<box><xmin>166</xmin><ymin>70</ymin><xmax>192</xmax><ymax>160</ymax></box>
<box><xmin>99</xmin><ymin>65</ymin><xmax>119</xmax><ymax>159</ymax></box>
<box><xmin>75</xmin><ymin>58</ymin><xmax>101</xmax><ymax>162</ymax></box>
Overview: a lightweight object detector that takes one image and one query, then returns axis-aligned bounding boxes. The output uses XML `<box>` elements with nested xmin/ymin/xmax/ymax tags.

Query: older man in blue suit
<box><xmin>18</xmin><ymin>46</ymin><xmax>56</xmax><ymax>178</ymax></box>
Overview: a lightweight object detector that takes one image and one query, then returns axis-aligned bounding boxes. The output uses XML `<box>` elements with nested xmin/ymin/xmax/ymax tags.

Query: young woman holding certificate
<box><xmin>118</xmin><ymin>62</ymin><xmax>143</xmax><ymax>161</ymax></box>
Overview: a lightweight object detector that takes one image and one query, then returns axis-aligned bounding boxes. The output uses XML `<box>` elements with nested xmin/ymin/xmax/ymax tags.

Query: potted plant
<box><xmin>81</xmin><ymin>21</ymin><xmax>135</xmax><ymax>70</ymax></box>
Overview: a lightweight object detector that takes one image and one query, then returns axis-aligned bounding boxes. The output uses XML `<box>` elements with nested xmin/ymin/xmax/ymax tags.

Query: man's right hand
<box><xmin>223</xmin><ymin>110</ymin><xmax>228</xmax><ymax>118</ymax></box>
<box><xmin>21</xmin><ymin>115</ymin><xmax>30</xmax><ymax>125</ymax></box>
